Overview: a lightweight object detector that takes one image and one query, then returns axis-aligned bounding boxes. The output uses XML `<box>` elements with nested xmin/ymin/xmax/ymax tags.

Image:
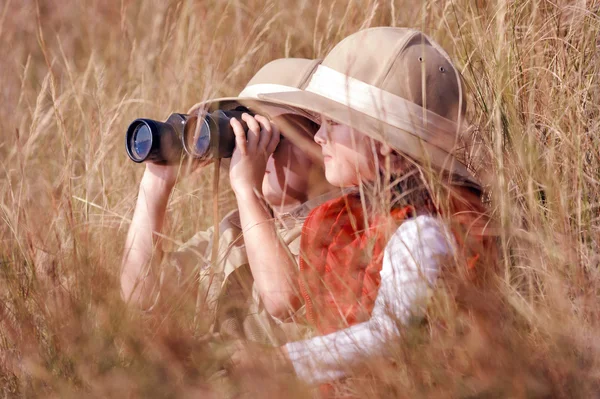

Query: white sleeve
<box><xmin>285</xmin><ymin>215</ymin><xmax>455</xmax><ymax>385</ymax></box>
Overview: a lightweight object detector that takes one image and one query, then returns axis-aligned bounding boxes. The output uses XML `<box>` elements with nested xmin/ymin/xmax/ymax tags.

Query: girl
<box><xmin>230</xmin><ymin>27</ymin><xmax>495</xmax><ymax>385</ymax></box>
<box><xmin>121</xmin><ymin>58</ymin><xmax>339</xmax><ymax>344</ymax></box>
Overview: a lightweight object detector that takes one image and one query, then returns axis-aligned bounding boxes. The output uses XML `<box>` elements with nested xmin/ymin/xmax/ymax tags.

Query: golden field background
<box><xmin>1</xmin><ymin>0</ymin><xmax>600</xmax><ymax>397</ymax></box>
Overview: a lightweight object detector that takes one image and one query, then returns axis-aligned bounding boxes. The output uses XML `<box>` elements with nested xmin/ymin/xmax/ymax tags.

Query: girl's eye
<box><xmin>325</xmin><ymin>119</ymin><xmax>340</xmax><ymax>126</ymax></box>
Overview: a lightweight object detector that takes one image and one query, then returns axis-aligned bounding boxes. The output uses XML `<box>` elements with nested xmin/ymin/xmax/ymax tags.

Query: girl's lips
<box><xmin>323</xmin><ymin>155</ymin><xmax>332</xmax><ymax>162</ymax></box>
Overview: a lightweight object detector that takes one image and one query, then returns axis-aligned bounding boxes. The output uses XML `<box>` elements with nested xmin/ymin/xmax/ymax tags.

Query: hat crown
<box><xmin>320</xmin><ymin>27</ymin><xmax>465</xmax><ymax>122</ymax></box>
<box><xmin>242</xmin><ymin>58</ymin><xmax>321</xmax><ymax>94</ymax></box>
<box><xmin>191</xmin><ymin>57</ymin><xmax>322</xmax><ymax>121</ymax></box>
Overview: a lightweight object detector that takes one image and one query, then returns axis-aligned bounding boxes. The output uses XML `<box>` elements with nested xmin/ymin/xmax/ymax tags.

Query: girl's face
<box><xmin>262</xmin><ymin>137</ymin><xmax>312</xmax><ymax>207</ymax></box>
<box><xmin>313</xmin><ymin>119</ymin><xmax>378</xmax><ymax>187</ymax></box>
<box><xmin>262</xmin><ymin>116</ymin><xmax>322</xmax><ymax>208</ymax></box>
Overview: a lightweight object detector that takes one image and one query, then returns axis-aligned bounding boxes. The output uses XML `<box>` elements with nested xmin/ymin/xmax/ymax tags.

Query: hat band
<box><xmin>304</xmin><ymin>65</ymin><xmax>462</xmax><ymax>153</ymax></box>
<box><xmin>239</xmin><ymin>83</ymin><xmax>301</xmax><ymax>98</ymax></box>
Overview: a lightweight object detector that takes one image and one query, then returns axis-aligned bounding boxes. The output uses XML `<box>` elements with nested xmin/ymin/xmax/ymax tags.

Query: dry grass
<box><xmin>2</xmin><ymin>0</ymin><xmax>600</xmax><ymax>397</ymax></box>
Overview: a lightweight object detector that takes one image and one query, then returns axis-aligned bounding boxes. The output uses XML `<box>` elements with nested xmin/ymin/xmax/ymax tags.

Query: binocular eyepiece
<box><xmin>125</xmin><ymin>107</ymin><xmax>250</xmax><ymax>163</ymax></box>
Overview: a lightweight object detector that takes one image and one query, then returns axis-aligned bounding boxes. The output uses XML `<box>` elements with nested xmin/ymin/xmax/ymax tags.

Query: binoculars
<box><xmin>125</xmin><ymin>107</ymin><xmax>250</xmax><ymax>163</ymax></box>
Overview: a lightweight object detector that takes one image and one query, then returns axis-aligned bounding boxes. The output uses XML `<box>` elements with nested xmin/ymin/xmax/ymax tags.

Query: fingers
<box><xmin>266</xmin><ymin>120</ymin><xmax>280</xmax><ymax>154</ymax></box>
<box><xmin>242</xmin><ymin>113</ymin><xmax>260</xmax><ymax>153</ymax></box>
<box><xmin>230</xmin><ymin>117</ymin><xmax>247</xmax><ymax>155</ymax></box>
<box><xmin>254</xmin><ymin>114</ymin><xmax>273</xmax><ymax>152</ymax></box>
<box><xmin>233</xmin><ymin>113</ymin><xmax>279</xmax><ymax>156</ymax></box>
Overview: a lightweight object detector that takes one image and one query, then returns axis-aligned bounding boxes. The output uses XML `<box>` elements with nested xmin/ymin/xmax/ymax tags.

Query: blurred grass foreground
<box><xmin>2</xmin><ymin>0</ymin><xmax>600</xmax><ymax>397</ymax></box>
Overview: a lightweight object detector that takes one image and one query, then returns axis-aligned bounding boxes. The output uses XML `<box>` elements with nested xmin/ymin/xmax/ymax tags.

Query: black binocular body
<box><xmin>125</xmin><ymin>107</ymin><xmax>250</xmax><ymax>163</ymax></box>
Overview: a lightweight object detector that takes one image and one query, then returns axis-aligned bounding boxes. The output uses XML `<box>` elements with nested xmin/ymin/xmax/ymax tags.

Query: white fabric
<box><xmin>238</xmin><ymin>83</ymin><xmax>301</xmax><ymax>98</ymax></box>
<box><xmin>285</xmin><ymin>215</ymin><xmax>455</xmax><ymax>385</ymax></box>
<box><xmin>304</xmin><ymin>65</ymin><xmax>461</xmax><ymax>153</ymax></box>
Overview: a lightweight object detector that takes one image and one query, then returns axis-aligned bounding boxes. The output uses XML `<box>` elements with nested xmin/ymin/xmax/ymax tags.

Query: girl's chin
<box><xmin>325</xmin><ymin>170</ymin><xmax>353</xmax><ymax>188</ymax></box>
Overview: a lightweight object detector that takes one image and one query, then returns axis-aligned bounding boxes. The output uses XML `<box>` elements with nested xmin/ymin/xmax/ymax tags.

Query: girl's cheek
<box><xmin>291</xmin><ymin>146</ymin><xmax>312</xmax><ymax>171</ymax></box>
<box><xmin>265</xmin><ymin>155</ymin><xmax>275</xmax><ymax>173</ymax></box>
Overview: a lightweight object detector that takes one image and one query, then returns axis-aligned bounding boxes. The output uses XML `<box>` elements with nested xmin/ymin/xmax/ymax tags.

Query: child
<box><xmin>121</xmin><ymin>58</ymin><xmax>338</xmax><ymax>345</ymax></box>
<box><xmin>230</xmin><ymin>27</ymin><xmax>495</xmax><ymax>384</ymax></box>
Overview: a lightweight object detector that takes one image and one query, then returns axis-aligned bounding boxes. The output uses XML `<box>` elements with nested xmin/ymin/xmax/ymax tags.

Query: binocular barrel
<box><xmin>126</xmin><ymin>113</ymin><xmax>186</xmax><ymax>163</ymax></box>
<box><xmin>125</xmin><ymin>107</ymin><xmax>250</xmax><ymax>163</ymax></box>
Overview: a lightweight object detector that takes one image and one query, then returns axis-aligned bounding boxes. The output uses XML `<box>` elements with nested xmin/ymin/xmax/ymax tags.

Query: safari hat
<box><xmin>186</xmin><ymin>57</ymin><xmax>324</xmax><ymax>161</ymax></box>
<box><xmin>187</xmin><ymin>57</ymin><xmax>321</xmax><ymax>120</ymax></box>
<box><xmin>258</xmin><ymin>27</ymin><xmax>477</xmax><ymax>183</ymax></box>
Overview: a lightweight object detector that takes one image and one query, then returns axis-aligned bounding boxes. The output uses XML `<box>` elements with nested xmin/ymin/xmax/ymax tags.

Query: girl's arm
<box><xmin>229</xmin><ymin>114</ymin><xmax>301</xmax><ymax>319</ymax></box>
<box><xmin>283</xmin><ymin>215</ymin><xmax>455</xmax><ymax>385</ymax></box>
<box><xmin>120</xmin><ymin>165</ymin><xmax>177</xmax><ymax>309</ymax></box>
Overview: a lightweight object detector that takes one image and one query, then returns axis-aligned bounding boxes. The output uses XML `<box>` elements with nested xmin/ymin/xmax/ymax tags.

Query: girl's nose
<box><xmin>314</xmin><ymin>124</ymin><xmax>327</xmax><ymax>145</ymax></box>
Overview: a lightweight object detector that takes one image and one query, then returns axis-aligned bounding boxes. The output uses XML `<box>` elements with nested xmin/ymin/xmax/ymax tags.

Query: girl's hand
<box><xmin>142</xmin><ymin>158</ymin><xmax>213</xmax><ymax>194</ymax></box>
<box><xmin>229</xmin><ymin>113</ymin><xmax>280</xmax><ymax>197</ymax></box>
<box><xmin>143</xmin><ymin>162</ymin><xmax>180</xmax><ymax>189</ymax></box>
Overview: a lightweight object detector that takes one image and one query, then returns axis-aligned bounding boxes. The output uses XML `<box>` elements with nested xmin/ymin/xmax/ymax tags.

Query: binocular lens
<box><xmin>183</xmin><ymin>116</ymin><xmax>211</xmax><ymax>159</ymax></box>
<box><xmin>194</xmin><ymin>123</ymin><xmax>211</xmax><ymax>156</ymax></box>
<box><xmin>132</xmin><ymin>124</ymin><xmax>153</xmax><ymax>160</ymax></box>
